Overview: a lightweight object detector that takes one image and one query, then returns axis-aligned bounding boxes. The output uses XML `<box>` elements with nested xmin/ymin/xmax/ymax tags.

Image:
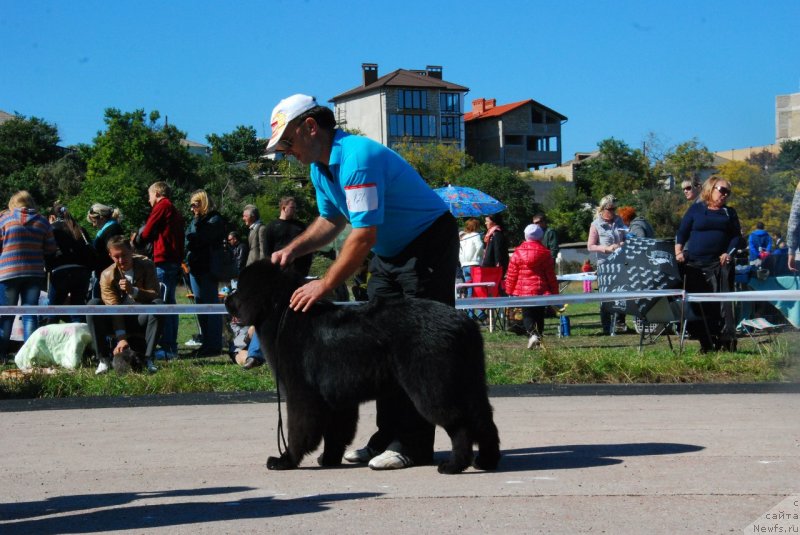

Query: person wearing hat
<box><xmin>265</xmin><ymin>94</ymin><xmax>459</xmax><ymax>471</ymax></box>
<box><xmin>504</xmin><ymin>224</ymin><xmax>559</xmax><ymax>349</ymax></box>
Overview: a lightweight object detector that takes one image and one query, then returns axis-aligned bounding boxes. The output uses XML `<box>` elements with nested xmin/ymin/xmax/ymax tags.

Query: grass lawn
<box><xmin>1</xmin><ymin>281</ymin><xmax>797</xmax><ymax>399</ymax></box>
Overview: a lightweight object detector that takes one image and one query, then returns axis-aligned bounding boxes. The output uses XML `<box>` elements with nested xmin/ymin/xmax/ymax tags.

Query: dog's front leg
<box><xmin>266</xmin><ymin>393</ymin><xmax>325</xmax><ymax>470</ymax></box>
<box><xmin>266</xmin><ymin>453</ymin><xmax>297</xmax><ymax>470</ymax></box>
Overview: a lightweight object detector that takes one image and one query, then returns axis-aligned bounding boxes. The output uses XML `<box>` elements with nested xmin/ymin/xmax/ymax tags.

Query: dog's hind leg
<box><xmin>472</xmin><ymin>406</ymin><xmax>501</xmax><ymax>471</ymax></box>
<box><xmin>438</xmin><ymin>423</ymin><xmax>473</xmax><ymax>474</ymax></box>
<box><xmin>317</xmin><ymin>404</ymin><xmax>359</xmax><ymax>467</ymax></box>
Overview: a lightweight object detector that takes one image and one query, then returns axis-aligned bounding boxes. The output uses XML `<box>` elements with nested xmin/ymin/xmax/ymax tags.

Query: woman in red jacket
<box><xmin>505</xmin><ymin>224</ymin><xmax>559</xmax><ymax>349</ymax></box>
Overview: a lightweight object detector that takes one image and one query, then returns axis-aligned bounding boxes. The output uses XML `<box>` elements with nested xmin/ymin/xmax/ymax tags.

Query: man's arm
<box><xmin>256</xmin><ymin>225</ymin><xmax>269</xmax><ymax>261</ymax></box>
<box><xmin>272</xmin><ymin>215</ymin><xmax>347</xmax><ymax>268</ymax></box>
<box><xmin>139</xmin><ymin>201</ymin><xmax>164</xmax><ymax>242</ymax></box>
<box><xmin>285</xmin><ymin>221</ymin><xmax>375</xmax><ymax>313</ymax></box>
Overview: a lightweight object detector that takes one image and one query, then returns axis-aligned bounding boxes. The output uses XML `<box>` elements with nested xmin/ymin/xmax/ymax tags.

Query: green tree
<box><xmin>636</xmin><ymin>187</ymin><xmax>684</xmax><ymax>239</ymax></box>
<box><xmin>458</xmin><ymin>163</ymin><xmax>539</xmax><ymax>245</ymax></box>
<box><xmin>776</xmin><ymin>140</ymin><xmax>800</xmax><ymax>171</ymax></box>
<box><xmin>717</xmin><ymin>160</ymin><xmax>766</xmax><ymax>230</ymax></box>
<box><xmin>746</xmin><ymin>148</ymin><xmax>779</xmax><ymax>174</ymax></box>
<box><xmin>0</xmin><ymin>114</ymin><xmax>63</xmax><ymax>203</ymax></box>
<box><xmin>394</xmin><ymin>140</ymin><xmax>471</xmax><ymax>186</ymax></box>
<box><xmin>80</xmin><ymin>108</ymin><xmax>201</xmax><ymax>230</ymax></box>
<box><xmin>574</xmin><ymin>138</ymin><xmax>651</xmax><ymax>202</ymax></box>
<box><xmin>206</xmin><ymin>125</ymin><xmax>265</xmax><ymax>164</ymax></box>
<box><xmin>545</xmin><ymin>184</ymin><xmax>593</xmax><ymax>243</ymax></box>
<box><xmin>663</xmin><ymin>139</ymin><xmax>714</xmax><ymax>184</ymax></box>
<box><xmin>35</xmin><ymin>151</ymin><xmax>87</xmax><ymax>204</ymax></box>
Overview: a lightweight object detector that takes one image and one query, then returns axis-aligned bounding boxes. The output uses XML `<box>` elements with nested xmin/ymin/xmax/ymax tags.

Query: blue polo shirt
<box><xmin>310</xmin><ymin>130</ymin><xmax>448</xmax><ymax>257</ymax></box>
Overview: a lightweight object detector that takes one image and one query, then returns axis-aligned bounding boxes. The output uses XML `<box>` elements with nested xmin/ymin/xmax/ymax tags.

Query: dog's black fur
<box><xmin>225</xmin><ymin>260</ymin><xmax>500</xmax><ymax>474</ymax></box>
<box><xmin>112</xmin><ymin>347</ymin><xmax>146</xmax><ymax>374</ymax></box>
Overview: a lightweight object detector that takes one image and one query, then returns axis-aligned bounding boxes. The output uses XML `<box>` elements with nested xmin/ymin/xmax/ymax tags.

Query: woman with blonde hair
<box><xmin>587</xmin><ymin>194</ymin><xmax>627</xmax><ymax>334</ymax></box>
<box><xmin>0</xmin><ymin>191</ymin><xmax>58</xmax><ymax>362</ymax></box>
<box><xmin>185</xmin><ymin>189</ymin><xmax>226</xmax><ymax>356</ymax></box>
<box><xmin>86</xmin><ymin>202</ymin><xmax>124</xmax><ymax>277</ymax></box>
<box><xmin>675</xmin><ymin>176</ymin><xmax>741</xmax><ymax>351</ymax></box>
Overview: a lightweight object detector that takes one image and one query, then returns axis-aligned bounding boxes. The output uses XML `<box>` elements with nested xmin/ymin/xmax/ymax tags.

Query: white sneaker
<box><xmin>95</xmin><ymin>360</ymin><xmax>109</xmax><ymax>375</ymax></box>
<box><xmin>343</xmin><ymin>446</ymin><xmax>377</xmax><ymax>463</ymax></box>
<box><xmin>368</xmin><ymin>450</ymin><xmax>413</xmax><ymax>470</ymax></box>
<box><xmin>184</xmin><ymin>339</ymin><xmax>202</xmax><ymax>348</ymax></box>
<box><xmin>527</xmin><ymin>334</ymin><xmax>540</xmax><ymax>349</ymax></box>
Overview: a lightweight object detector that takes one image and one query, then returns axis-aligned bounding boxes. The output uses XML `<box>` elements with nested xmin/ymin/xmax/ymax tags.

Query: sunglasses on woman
<box><xmin>714</xmin><ymin>185</ymin><xmax>731</xmax><ymax>196</ymax></box>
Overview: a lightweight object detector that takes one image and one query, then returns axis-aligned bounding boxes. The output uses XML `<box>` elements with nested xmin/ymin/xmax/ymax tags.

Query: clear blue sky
<box><xmin>2</xmin><ymin>0</ymin><xmax>799</xmax><ymax>160</ymax></box>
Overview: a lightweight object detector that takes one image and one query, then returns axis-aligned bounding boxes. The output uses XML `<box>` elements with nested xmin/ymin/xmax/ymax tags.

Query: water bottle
<box><xmin>559</xmin><ymin>315</ymin><xmax>571</xmax><ymax>337</ymax></box>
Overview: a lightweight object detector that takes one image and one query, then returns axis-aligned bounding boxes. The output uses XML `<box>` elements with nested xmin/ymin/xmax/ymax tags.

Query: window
<box><xmin>389</xmin><ymin>114</ymin><xmax>436</xmax><ymax>137</ymax></box>
<box><xmin>505</xmin><ymin>135</ymin><xmax>523</xmax><ymax>145</ymax></box>
<box><xmin>441</xmin><ymin>116</ymin><xmax>460</xmax><ymax>139</ymax></box>
<box><xmin>397</xmin><ymin>90</ymin><xmax>428</xmax><ymax>110</ymax></box>
<box><xmin>526</xmin><ymin>136</ymin><xmax>559</xmax><ymax>151</ymax></box>
<box><xmin>440</xmin><ymin>93</ymin><xmax>460</xmax><ymax>113</ymax></box>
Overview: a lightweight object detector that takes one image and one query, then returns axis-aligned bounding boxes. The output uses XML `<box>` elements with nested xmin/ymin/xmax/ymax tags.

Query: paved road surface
<box><xmin>1</xmin><ymin>388</ymin><xmax>798</xmax><ymax>534</ymax></box>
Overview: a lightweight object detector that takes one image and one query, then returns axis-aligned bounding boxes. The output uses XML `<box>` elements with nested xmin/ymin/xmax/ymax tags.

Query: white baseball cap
<box><xmin>265</xmin><ymin>94</ymin><xmax>318</xmax><ymax>153</ymax></box>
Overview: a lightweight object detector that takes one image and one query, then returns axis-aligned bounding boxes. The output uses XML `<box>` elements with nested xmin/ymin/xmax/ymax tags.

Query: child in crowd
<box><xmin>581</xmin><ymin>259</ymin><xmax>594</xmax><ymax>293</ymax></box>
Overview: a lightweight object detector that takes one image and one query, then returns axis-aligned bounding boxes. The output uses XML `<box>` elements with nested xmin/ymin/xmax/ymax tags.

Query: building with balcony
<box><xmin>464</xmin><ymin>98</ymin><xmax>567</xmax><ymax>171</ymax></box>
<box><xmin>330</xmin><ymin>63</ymin><xmax>469</xmax><ymax>149</ymax></box>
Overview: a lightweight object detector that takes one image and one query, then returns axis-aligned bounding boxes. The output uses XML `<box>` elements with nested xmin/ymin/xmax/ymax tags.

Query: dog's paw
<box><xmin>266</xmin><ymin>455</ymin><xmax>296</xmax><ymax>470</ymax></box>
<box><xmin>437</xmin><ymin>460</ymin><xmax>468</xmax><ymax>474</ymax></box>
<box><xmin>317</xmin><ymin>453</ymin><xmax>343</xmax><ymax>467</ymax></box>
<box><xmin>472</xmin><ymin>453</ymin><xmax>500</xmax><ymax>471</ymax></box>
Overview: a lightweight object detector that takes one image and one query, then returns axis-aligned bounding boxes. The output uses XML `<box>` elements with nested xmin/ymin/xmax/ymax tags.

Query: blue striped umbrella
<box><xmin>433</xmin><ymin>185</ymin><xmax>506</xmax><ymax>217</ymax></box>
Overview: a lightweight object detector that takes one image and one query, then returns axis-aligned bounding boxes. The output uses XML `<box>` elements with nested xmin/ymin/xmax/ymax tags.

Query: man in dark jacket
<box><xmin>264</xmin><ymin>196</ymin><xmax>313</xmax><ymax>277</ymax></box>
<box><xmin>227</xmin><ymin>231</ymin><xmax>249</xmax><ymax>276</ymax></box>
<box><xmin>533</xmin><ymin>213</ymin><xmax>559</xmax><ymax>261</ymax></box>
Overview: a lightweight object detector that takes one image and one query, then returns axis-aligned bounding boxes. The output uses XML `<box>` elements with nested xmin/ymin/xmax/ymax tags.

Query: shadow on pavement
<box><xmin>0</xmin><ymin>487</ymin><xmax>382</xmax><ymax>534</ymax></box>
<box><xmin>495</xmin><ymin>442</ymin><xmax>705</xmax><ymax>472</ymax></box>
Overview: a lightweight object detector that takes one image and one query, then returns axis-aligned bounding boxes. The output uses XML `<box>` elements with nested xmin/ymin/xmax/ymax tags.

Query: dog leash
<box><xmin>272</xmin><ymin>306</ymin><xmax>291</xmax><ymax>459</ymax></box>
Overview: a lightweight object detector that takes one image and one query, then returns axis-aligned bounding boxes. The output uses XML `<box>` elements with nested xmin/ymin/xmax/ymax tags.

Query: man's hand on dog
<box><xmin>289</xmin><ymin>279</ymin><xmax>328</xmax><ymax>312</ymax></box>
<box><xmin>113</xmin><ymin>339</ymin><xmax>130</xmax><ymax>355</ymax></box>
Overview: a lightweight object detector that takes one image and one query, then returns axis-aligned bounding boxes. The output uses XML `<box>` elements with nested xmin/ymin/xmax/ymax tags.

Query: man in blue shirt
<box><xmin>265</xmin><ymin>94</ymin><xmax>459</xmax><ymax>470</ymax></box>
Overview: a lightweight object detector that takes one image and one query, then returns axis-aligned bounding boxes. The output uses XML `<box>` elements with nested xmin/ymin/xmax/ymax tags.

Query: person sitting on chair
<box><xmin>87</xmin><ymin>235</ymin><xmax>162</xmax><ymax>374</ymax></box>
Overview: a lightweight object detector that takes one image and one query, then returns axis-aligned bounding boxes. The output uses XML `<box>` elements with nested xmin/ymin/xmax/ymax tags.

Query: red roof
<box><xmin>464</xmin><ymin>98</ymin><xmax>567</xmax><ymax>122</ymax></box>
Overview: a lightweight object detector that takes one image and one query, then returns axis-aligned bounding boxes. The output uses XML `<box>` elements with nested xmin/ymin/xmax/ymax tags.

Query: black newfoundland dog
<box><xmin>225</xmin><ymin>260</ymin><xmax>500</xmax><ymax>474</ymax></box>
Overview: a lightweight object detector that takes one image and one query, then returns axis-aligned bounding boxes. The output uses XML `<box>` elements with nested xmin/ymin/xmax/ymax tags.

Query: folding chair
<box><xmin>636</xmin><ymin>297</ymin><xmax>680</xmax><ymax>353</ymax></box>
<box><xmin>737</xmin><ymin>318</ymin><xmax>785</xmax><ymax>356</ymax></box>
<box><xmin>471</xmin><ymin>266</ymin><xmax>505</xmax><ymax>332</ymax></box>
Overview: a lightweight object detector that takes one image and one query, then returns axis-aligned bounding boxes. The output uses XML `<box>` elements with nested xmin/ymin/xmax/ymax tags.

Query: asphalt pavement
<box><xmin>1</xmin><ymin>385</ymin><xmax>798</xmax><ymax>534</ymax></box>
